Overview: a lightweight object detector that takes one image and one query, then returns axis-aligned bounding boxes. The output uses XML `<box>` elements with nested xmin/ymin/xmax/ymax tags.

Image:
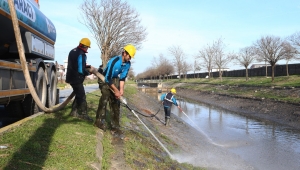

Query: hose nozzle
<box><xmin>120</xmin><ymin>97</ymin><xmax>127</xmax><ymax>105</ymax></box>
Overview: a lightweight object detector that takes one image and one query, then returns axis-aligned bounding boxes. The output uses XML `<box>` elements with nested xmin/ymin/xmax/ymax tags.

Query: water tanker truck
<box><xmin>0</xmin><ymin>0</ymin><xmax>59</xmax><ymax>117</ymax></box>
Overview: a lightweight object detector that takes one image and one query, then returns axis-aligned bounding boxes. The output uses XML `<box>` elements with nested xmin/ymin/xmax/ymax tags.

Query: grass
<box><xmin>163</xmin><ymin>75</ymin><xmax>300</xmax><ymax>104</ymax></box>
<box><xmin>101</xmin><ymin>131</ymin><xmax>114</xmax><ymax>170</ymax></box>
<box><xmin>0</xmin><ymin>91</ymin><xmax>100</xmax><ymax>169</ymax></box>
<box><xmin>168</xmin><ymin>75</ymin><xmax>300</xmax><ymax>87</ymax></box>
<box><xmin>0</xmin><ymin>82</ymin><xmax>203</xmax><ymax>170</ymax></box>
<box><xmin>122</xmin><ymin>122</ymin><xmax>200</xmax><ymax>170</ymax></box>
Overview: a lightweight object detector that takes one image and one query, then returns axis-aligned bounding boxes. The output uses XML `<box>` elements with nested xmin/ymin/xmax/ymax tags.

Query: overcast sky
<box><xmin>40</xmin><ymin>0</ymin><xmax>300</xmax><ymax>74</ymax></box>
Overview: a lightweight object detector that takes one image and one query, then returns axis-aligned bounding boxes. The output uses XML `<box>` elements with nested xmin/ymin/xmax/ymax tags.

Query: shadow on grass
<box><xmin>2</xmin><ymin>106</ymin><xmax>90</xmax><ymax>170</ymax></box>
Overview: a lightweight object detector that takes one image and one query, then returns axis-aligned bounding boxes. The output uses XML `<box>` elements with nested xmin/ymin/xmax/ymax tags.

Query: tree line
<box><xmin>136</xmin><ymin>34</ymin><xmax>300</xmax><ymax>82</ymax></box>
<box><xmin>79</xmin><ymin>0</ymin><xmax>300</xmax><ymax>82</ymax></box>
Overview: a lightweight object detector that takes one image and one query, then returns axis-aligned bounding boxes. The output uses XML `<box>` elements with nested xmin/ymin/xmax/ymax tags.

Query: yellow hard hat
<box><xmin>79</xmin><ymin>38</ymin><xmax>91</xmax><ymax>48</ymax></box>
<box><xmin>170</xmin><ymin>88</ymin><xmax>176</xmax><ymax>94</ymax></box>
<box><xmin>124</xmin><ymin>44</ymin><xmax>136</xmax><ymax>58</ymax></box>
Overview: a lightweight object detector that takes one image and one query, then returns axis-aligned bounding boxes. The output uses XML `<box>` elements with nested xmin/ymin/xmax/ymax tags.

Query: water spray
<box><xmin>179</xmin><ymin>108</ymin><xmax>223</xmax><ymax>147</ymax></box>
<box><xmin>86</xmin><ymin>68</ymin><xmax>173</xmax><ymax>158</ymax></box>
<box><xmin>120</xmin><ymin>97</ymin><xmax>173</xmax><ymax>157</ymax></box>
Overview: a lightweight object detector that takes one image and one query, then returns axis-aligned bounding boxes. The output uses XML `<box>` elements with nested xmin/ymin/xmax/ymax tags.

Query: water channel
<box><xmin>145</xmin><ymin>90</ymin><xmax>300</xmax><ymax>170</ymax></box>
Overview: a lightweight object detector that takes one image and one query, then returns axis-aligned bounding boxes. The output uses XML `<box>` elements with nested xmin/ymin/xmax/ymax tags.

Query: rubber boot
<box><xmin>111</xmin><ymin>108</ymin><xmax>120</xmax><ymax>131</ymax></box>
<box><xmin>94</xmin><ymin>119</ymin><xmax>106</xmax><ymax>131</ymax></box>
<box><xmin>69</xmin><ymin>99</ymin><xmax>78</xmax><ymax>117</ymax></box>
<box><xmin>110</xmin><ymin>100</ymin><xmax>123</xmax><ymax>138</ymax></box>
<box><xmin>111</xmin><ymin>124</ymin><xmax>123</xmax><ymax>139</ymax></box>
<box><xmin>165</xmin><ymin>117</ymin><xmax>170</xmax><ymax>126</ymax></box>
<box><xmin>77</xmin><ymin>101</ymin><xmax>93</xmax><ymax>122</ymax></box>
<box><xmin>95</xmin><ymin>98</ymin><xmax>107</xmax><ymax>130</ymax></box>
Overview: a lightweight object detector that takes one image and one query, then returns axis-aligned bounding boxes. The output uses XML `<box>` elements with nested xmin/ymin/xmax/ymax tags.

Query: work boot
<box><xmin>111</xmin><ymin>127</ymin><xmax>124</xmax><ymax>139</ymax></box>
<box><xmin>165</xmin><ymin>117</ymin><xmax>170</xmax><ymax>126</ymax></box>
<box><xmin>69</xmin><ymin>99</ymin><xmax>78</xmax><ymax>117</ymax></box>
<box><xmin>77</xmin><ymin>101</ymin><xmax>93</xmax><ymax>122</ymax></box>
<box><xmin>94</xmin><ymin>119</ymin><xmax>107</xmax><ymax>131</ymax></box>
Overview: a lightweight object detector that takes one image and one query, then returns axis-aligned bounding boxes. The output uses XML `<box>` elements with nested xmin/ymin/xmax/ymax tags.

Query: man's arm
<box><xmin>173</xmin><ymin>98</ymin><xmax>181</xmax><ymax>111</ymax></box>
<box><xmin>119</xmin><ymin>81</ymin><xmax>125</xmax><ymax>96</ymax></box>
<box><xmin>109</xmin><ymin>83</ymin><xmax>121</xmax><ymax>99</ymax></box>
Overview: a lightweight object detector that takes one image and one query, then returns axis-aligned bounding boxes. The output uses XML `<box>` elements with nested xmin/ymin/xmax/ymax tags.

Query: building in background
<box><xmin>250</xmin><ymin>64</ymin><xmax>271</xmax><ymax>69</ymax></box>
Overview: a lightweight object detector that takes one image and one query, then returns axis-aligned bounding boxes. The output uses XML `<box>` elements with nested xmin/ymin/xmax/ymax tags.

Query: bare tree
<box><xmin>254</xmin><ymin>35</ymin><xmax>286</xmax><ymax>82</ymax></box>
<box><xmin>79</xmin><ymin>0</ymin><xmax>147</xmax><ymax>67</ymax></box>
<box><xmin>143</xmin><ymin>67</ymin><xmax>156</xmax><ymax>80</ymax></box>
<box><xmin>192</xmin><ymin>58</ymin><xmax>201</xmax><ymax>78</ymax></box>
<box><xmin>151</xmin><ymin>56</ymin><xmax>160</xmax><ymax>80</ymax></box>
<box><xmin>136</xmin><ymin>72</ymin><xmax>147</xmax><ymax>81</ymax></box>
<box><xmin>181</xmin><ymin>61</ymin><xmax>192</xmax><ymax>81</ymax></box>
<box><xmin>281</xmin><ymin>42</ymin><xmax>298</xmax><ymax>76</ymax></box>
<box><xmin>211</xmin><ymin>38</ymin><xmax>233</xmax><ymax>81</ymax></box>
<box><xmin>289</xmin><ymin>31</ymin><xmax>300</xmax><ymax>50</ymax></box>
<box><xmin>156</xmin><ymin>54</ymin><xmax>174</xmax><ymax>80</ymax></box>
<box><xmin>235</xmin><ymin>46</ymin><xmax>257</xmax><ymax>81</ymax></box>
<box><xmin>164</xmin><ymin>63</ymin><xmax>174</xmax><ymax>80</ymax></box>
<box><xmin>197</xmin><ymin>44</ymin><xmax>214</xmax><ymax>78</ymax></box>
<box><xmin>286</xmin><ymin>32</ymin><xmax>300</xmax><ymax>76</ymax></box>
<box><xmin>169</xmin><ymin>45</ymin><xmax>184</xmax><ymax>79</ymax></box>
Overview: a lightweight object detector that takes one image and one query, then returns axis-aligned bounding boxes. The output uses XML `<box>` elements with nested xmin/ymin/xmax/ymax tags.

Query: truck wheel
<box><xmin>36</xmin><ymin>67</ymin><xmax>47</xmax><ymax>111</ymax></box>
<box><xmin>22</xmin><ymin>94</ymin><xmax>39</xmax><ymax>116</ymax></box>
<box><xmin>47</xmin><ymin>70</ymin><xmax>57</xmax><ymax>107</ymax></box>
<box><xmin>56</xmin><ymin>88</ymin><xmax>60</xmax><ymax>104</ymax></box>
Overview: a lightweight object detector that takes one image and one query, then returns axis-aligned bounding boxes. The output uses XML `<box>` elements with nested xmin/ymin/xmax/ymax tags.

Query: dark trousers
<box><xmin>96</xmin><ymin>78</ymin><xmax>120</xmax><ymax>128</ymax></box>
<box><xmin>71</xmin><ymin>83</ymin><xmax>86</xmax><ymax>105</ymax></box>
<box><xmin>164</xmin><ymin>107</ymin><xmax>171</xmax><ymax>118</ymax></box>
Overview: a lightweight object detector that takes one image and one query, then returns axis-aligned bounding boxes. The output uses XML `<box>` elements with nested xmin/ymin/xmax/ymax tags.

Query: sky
<box><xmin>39</xmin><ymin>0</ymin><xmax>300</xmax><ymax>74</ymax></box>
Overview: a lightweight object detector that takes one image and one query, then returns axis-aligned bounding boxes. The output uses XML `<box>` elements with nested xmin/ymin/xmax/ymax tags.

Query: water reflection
<box><xmin>143</xmin><ymin>89</ymin><xmax>300</xmax><ymax>170</ymax></box>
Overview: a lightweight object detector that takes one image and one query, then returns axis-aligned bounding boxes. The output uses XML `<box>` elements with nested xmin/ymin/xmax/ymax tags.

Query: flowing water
<box><xmin>147</xmin><ymin>90</ymin><xmax>300</xmax><ymax>170</ymax></box>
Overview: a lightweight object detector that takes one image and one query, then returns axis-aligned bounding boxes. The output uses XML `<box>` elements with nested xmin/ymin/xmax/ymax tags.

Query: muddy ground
<box><xmin>106</xmin><ymin>84</ymin><xmax>300</xmax><ymax>169</ymax></box>
<box><xmin>123</xmin><ymin>86</ymin><xmax>266</xmax><ymax>169</ymax></box>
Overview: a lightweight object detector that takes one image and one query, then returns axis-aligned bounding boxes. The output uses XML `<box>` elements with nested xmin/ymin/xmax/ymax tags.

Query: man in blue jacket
<box><xmin>160</xmin><ymin>88</ymin><xmax>181</xmax><ymax>126</ymax></box>
<box><xmin>94</xmin><ymin>44</ymin><xmax>136</xmax><ymax>134</ymax></box>
<box><xmin>66</xmin><ymin>38</ymin><xmax>93</xmax><ymax>122</ymax></box>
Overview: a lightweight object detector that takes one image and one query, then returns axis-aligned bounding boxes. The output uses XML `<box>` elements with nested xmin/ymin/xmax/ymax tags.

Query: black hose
<box><xmin>86</xmin><ymin>92</ymin><xmax>161</xmax><ymax>118</ymax></box>
<box><xmin>121</xmin><ymin>102</ymin><xmax>161</xmax><ymax>118</ymax></box>
<box><xmin>121</xmin><ymin>102</ymin><xmax>165</xmax><ymax>125</ymax></box>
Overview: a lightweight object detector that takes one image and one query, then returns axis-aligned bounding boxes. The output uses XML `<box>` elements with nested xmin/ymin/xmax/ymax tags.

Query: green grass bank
<box><xmin>163</xmin><ymin>75</ymin><xmax>300</xmax><ymax>104</ymax></box>
<box><xmin>0</xmin><ymin>82</ymin><xmax>203</xmax><ymax>170</ymax></box>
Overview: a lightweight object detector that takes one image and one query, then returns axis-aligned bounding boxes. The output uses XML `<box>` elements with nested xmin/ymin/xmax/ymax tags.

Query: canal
<box><xmin>146</xmin><ymin>89</ymin><xmax>300</xmax><ymax>170</ymax></box>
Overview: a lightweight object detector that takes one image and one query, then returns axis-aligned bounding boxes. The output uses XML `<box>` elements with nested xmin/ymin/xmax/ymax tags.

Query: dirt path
<box><xmin>109</xmin><ymin>137</ymin><xmax>132</xmax><ymax>170</ymax></box>
<box><xmin>124</xmin><ymin>90</ymin><xmax>255</xmax><ymax>169</ymax></box>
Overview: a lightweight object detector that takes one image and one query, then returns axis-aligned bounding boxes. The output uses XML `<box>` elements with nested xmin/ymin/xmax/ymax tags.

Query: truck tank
<box><xmin>0</xmin><ymin>0</ymin><xmax>56</xmax><ymax>60</ymax></box>
<box><xmin>0</xmin><ymin>0</ymin><xmax>59</xmax><ymax>126</ymax></box>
